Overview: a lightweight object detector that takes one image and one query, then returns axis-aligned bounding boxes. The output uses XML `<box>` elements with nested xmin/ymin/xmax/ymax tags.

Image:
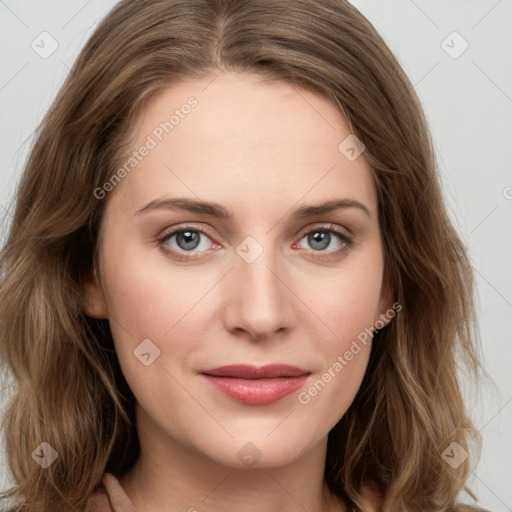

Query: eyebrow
<box><xmin>135</xmin><ymin>197</ymin><xmax>371</xmax><ymax>219</ymax></box>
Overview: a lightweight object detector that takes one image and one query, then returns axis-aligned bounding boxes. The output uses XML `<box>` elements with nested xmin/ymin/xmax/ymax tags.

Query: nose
<box><xmin>222</xmin><ymin>248</ymin><xmax>295</xmax><ymax>342</ymax></box>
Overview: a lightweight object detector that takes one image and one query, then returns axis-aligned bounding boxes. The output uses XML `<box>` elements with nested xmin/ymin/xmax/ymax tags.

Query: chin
<box><xmin>190</xmin><ymin>430</ymin><xmax>320</xmax><ymax>470</ymax></box>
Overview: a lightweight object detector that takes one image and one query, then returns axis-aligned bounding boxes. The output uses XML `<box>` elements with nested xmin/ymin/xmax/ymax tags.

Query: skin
<box><xmin>83</xmin><ymin>71</ymin><xmax>393</xmax><ymax>512</ymax></box>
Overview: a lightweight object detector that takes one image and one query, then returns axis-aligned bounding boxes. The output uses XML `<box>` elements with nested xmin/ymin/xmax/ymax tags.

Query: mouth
<box><xmin>199</xmin><ymin>364</ymin><xmax>311</xmax><ymax>405</ymax></box>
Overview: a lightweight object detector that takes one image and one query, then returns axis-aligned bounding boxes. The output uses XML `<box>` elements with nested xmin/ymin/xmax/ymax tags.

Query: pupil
<box><xmin>178</xmin><ymin>231</ymin><xmax>200</xmax><ymax>250</ymax></box>
<box><xmin>309</xmin><ymin>231</ymin><xmax>329</xmax><ymax>250</ymax></box>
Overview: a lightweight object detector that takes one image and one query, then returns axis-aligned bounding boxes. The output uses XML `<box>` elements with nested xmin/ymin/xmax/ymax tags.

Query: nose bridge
<box><xmin>225</xmin><ymin>235</ymin><xmax>293</xmax><ymax>338</ymax></box>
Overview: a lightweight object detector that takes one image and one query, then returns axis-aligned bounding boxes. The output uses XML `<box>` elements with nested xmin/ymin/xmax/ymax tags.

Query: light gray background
<box><xmin>0</xmin><ymin>0</ymin><xmax>511</xmax><ymax>510</ymax></box>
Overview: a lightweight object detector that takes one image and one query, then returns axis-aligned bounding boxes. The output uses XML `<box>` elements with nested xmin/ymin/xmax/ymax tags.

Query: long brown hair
<box><xmin>0</xmin><ymin>1</ymin><xmax>484</xmax><ymax>511</ymax></box>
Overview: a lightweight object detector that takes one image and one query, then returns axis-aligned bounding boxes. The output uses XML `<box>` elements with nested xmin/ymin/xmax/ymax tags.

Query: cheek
<box><xmin>306</xmin><ymin>245</ymin><xmax>385</xmax><ymax>340</ymax></box>
<box><xmin>98</xmin><ymin>236</ymin><xmax>209</xmax><ymax>368</ymax></box>
<box><xmin>99</xmin><ymin>248</ymin><xmax>213</xmax><ymax>420</ymax></box>
<box><xmin>296</xmin><ymin>247</ymin><xmax>384</xmax><ymax>407</ymax></box>
<box><xmin>297</xmin><ymin>283</ymin><xmax>379</xmax><ymax>425</ymax></box>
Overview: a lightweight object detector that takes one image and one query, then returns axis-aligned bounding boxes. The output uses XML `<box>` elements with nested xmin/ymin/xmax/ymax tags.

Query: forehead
<box><xmin>109</xmin><ymin>72</ymin><xmax>377</xmax><ymax>218</ymax></box>
<box><xmin>131</xmin><ymin>72</ymin><xmax>349</xmax><ymax>155</ymax></box>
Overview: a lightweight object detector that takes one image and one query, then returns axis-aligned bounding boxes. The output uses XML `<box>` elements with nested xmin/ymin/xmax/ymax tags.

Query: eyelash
<box><xmin>156</xmin><ymin>223</ymin><xmax>353</xmax><ymax>262</ymax></box>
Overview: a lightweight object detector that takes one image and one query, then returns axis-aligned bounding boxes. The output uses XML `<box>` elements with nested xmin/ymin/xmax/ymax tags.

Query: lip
<box><xmin>200</xmin><ymin>364</ymin><xmax>309</xmax><ymax>379</ymax></box>
<box><xmin>199</xmin><ymin>364</ymin><xmax>311</xmax><ymax>405</ymax></box>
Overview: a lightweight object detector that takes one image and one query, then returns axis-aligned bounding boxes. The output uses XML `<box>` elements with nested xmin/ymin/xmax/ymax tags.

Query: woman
<box><xmin>0</xmin><ymin>0</ymin><xmax>488</xmax><ymax>511</ymax></box>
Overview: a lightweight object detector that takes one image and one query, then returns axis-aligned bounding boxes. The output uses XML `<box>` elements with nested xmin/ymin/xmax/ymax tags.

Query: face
<box><xmin>83</xmin><ymin>72</ymin><xmax>393</xmax><ymax>469</ymax></box>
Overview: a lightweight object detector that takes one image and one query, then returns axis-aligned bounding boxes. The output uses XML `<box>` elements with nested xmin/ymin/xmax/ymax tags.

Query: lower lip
<box><xmin>201</xmin><ymin>374</ymin><xmax>309</xmax><ymax>405</ymax></box>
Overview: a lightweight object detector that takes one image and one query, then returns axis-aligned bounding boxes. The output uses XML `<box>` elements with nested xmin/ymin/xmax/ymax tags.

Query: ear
<box><xmin>374</xmin><ymin>271</ymin><xmax>396</xmax><ymax>328</ymax></box>
<box><xmin>80</xmin><ymin>268</ymin><xmax>108</xmax><ymax>319</ymax></box>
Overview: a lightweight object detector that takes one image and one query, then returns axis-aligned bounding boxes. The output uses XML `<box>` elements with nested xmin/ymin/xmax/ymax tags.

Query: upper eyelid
<box><xmin>158</xmin><ymin>224</ymin><xmax>353</xmax><ymax>264</ymax></box>
<box><xmin>159</xmin><ymin>222</ymin><xmax>352</xmax><ymax>245</ymax></box>
<box><xmin>159</xmin><ymin>224</ymin><xmax>217</xmax><ymax>242</ymax></box>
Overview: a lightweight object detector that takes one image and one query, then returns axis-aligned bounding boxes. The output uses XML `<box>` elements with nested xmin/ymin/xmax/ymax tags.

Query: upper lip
<box><xmin>199</xmin><ymin>364</ymin><xmax>310</xmax><ymax>379</ymax></box>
